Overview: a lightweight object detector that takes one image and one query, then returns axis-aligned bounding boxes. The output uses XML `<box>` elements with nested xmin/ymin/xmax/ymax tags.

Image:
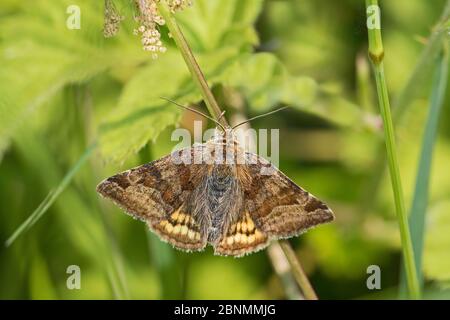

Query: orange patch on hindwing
<box><xmin>156</xmin><ymin>207</ymin><xmax>201</xmax><ymax>243</ymax></box>
<box><xmin>216</xmin><ymin>213</ymin><xmax>268</xmax><ymax>256</ymax></box>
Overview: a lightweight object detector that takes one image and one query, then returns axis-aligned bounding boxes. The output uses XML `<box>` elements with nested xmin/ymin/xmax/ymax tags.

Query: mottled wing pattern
<box><xmin>96</xmin><ymin>146</ymin><xmax>208</xmax><ymax>251</ymax></box>
<box><xmin>214</xmin><ymin>152</ymin><xmax>334</xmax><ymax>257</ymax></box>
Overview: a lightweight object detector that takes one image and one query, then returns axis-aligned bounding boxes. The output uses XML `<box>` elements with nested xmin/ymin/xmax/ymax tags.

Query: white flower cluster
<box><xmin>103</xmin><ymin>0</ymin><xmax>125</xmax><ymax>38</ymax></box>
<box><xmin>167</xmin><ymin>0</ymin><xmax>193</xmax><ymax>13</ymax></box>
<box><xmin>133</xmin><ymin>0</ymin><xmax>194</xmax><ymax>59</ymax></box>
<box><xmin>103</xmin><ymin>0</ymin><xmax>194</xmax><ymax>55</ymax></box>
<box><xmin>134</xmin><ymin>0</ymin><xmax>167</xmax><ymax>59</ymax></box>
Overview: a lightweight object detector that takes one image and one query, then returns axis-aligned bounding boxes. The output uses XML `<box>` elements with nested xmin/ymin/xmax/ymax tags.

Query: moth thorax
<box><xmin>211</xmin><ymin>164</ymin><xmax>234</xmax><ymax>180</ymax></box>
<box><xmin>211</xmin><ymin>131</ymin><xmax>241</xmax><ymax>166</ymax></box>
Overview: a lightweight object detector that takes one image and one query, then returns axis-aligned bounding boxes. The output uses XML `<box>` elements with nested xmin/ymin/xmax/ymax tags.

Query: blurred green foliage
<box><xmin>0</xmin><ymin>0</ymin><xmax>449</xmax><ymax>299</ymax></box>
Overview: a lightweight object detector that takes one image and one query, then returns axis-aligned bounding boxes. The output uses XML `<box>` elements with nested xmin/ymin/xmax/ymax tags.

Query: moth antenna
<box><xmin>160</xmin><ymin>97</ymin><xmax>226</xmax><ymax>131</ymax></box>
<box><xmin>231</xmin><ymin>106</ymin><xmax>290</xmax><ymax>129</ymax></box>
<box><xmin>218</xmin><ymin>110</ymin><xmax>226</xmax><ymax>122</ymax></box>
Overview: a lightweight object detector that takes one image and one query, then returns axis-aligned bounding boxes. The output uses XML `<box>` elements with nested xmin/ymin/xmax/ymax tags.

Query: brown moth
<box><xmin>97</xmin><ymin>123</ymin><xmax>334</xmax><ymax>257</ymax></box>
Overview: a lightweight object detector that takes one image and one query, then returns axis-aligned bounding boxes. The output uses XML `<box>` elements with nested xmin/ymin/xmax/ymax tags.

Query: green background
<box><xmin>0</xmin><ymin>0</ymin><xmax>449</xmax><ymax>299</ymax></box>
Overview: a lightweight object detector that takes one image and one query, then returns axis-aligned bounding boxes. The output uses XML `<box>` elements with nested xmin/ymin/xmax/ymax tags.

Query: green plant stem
<box><xmin>158</xmin><ymin>1</ymin><xmax>227</xmax><ymax>126</ymax></box>
<box><xmin>366</xmin><ymin>0</ymin><xmax>420</xmax><ymax>299</ymax></box>
<box><xmin>158</xmin><ymin>1</ymin><xmax>318</xmax><ymax>300</ymax></box>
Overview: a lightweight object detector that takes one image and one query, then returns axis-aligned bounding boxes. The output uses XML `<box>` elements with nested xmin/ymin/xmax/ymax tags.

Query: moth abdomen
<box><xmin>204</xmin><ymin>165</ymin><xmax>243</xmax><ymax>243</ymax></box>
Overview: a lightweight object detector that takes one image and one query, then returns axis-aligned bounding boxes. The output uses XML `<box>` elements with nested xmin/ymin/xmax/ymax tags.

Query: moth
<box><xmin>97</xmin><ymin>103</ymin><xmax>334</xmax><ymax>257</ymax></box>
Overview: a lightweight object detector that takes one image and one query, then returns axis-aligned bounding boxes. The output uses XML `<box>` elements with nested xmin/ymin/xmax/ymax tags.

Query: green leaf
<box><xmin>98</xmin><ymin>52</ymin><xmax>194</xmax><ymax>163</ymax></box>
<box><xmin>175</xmin><ymin>0</ymin><xmax>263</xmax><ymax>51</ymax></box>
<box><xmin>423</xmin><ymin>200</ymin><xmax>450</xmax><ymax>284</ymax></box>
<box><xmin>98</xmin><ymin>47</ymin><xmax>245</xmax><ymax>163</ymax></box>
<box><xmin>0</xmin><ymin>0</ymin><xmax>146</xmax><ymax>158</ymax></box>
<box><xmin>221</xmin><ymin>53</ymin><xmax>365</xmax><ymax>127</ymax></box>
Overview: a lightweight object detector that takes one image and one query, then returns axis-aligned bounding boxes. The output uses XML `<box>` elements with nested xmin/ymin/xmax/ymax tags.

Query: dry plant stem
<box><xmin>158</xmin><ymin>1</ymin><xmax>318</xmax><ymax>299</ymax></box>
<box><xmin>279</xmin><ymin>240</ymin><xmax>318</xmax><ymax>300</ymax></box>
<box><xmin>366</xmin><ymin>0</ymin><xmax>420</xmax><ymax>299</ymax></box>
<box><xmin>267</xmin><ymin>243</ymin><xmax>303</xmax><ymax>299</ymax></box>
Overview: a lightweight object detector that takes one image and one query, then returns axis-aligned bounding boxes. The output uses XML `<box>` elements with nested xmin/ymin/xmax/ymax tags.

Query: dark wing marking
<box><xmin>97</xmin><ymin>145</ymin><xmax>208</xmax><ymax>251</ymax></box>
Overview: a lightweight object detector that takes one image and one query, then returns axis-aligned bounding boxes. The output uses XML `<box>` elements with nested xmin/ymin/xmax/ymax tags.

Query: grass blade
<box><xmin>5</xmin><ymin>143</ymin><xmax>96</xmax><ymax>247</ymax></box>
<box><xmin>400</xmin><ymin>47</ymin><xmax>449</xmax><ymax>295</ymax></box>
<box><xmin>393</xmin><ymin>0</ymin><xmax>450</xmax><ymax>121</ymax></box>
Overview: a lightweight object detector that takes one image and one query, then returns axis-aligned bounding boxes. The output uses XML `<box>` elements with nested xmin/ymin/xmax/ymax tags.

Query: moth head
<box><xmin>212</xmin><ymin>126</ymin><xmax>236</xmax><ymax>143</ymax></box>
